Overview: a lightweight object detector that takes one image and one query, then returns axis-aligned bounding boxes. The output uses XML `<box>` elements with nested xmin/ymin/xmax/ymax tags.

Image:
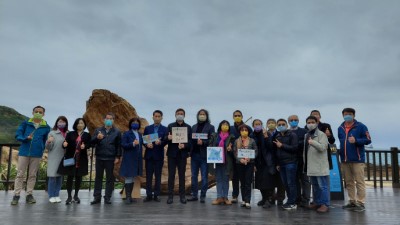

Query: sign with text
<box><xmin>172</xmin><ymin>127</ymin><xmax>188</xmax><ymax>143</ymax></box>
<box><xmin>143</xmin><ymin>133</ymin><xmax>159</xmax><ymax>144</ymax></box>
<box><xmin>192</xmin><ymin>133</ymin><xmax>208</xmax><ymax>140</ymax></box>
<box><xmin>237</xmin><ymin>149</ymin><xmax>255</xmax><ymax>159</ymax></box>
<box><xmin>207</xmin><ymin>147</ymin><xmax>224</xmax><ymax>163</ymax></box>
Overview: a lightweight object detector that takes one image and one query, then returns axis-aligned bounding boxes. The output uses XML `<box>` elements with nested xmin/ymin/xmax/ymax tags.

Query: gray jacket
<box><xmin>45</xmin><ymin>130</ymin><xmax>66</xmax><ymax>177</ymax></box>
<box><xmin>304</xmin><ymin>129</ymin><xmax>329</xmax><ymax>176</ymax></box>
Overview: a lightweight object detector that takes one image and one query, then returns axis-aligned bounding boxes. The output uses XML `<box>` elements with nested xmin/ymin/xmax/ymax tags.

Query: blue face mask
<box><xmin>277</xmin><ymin>125</ymin><xmax>287</xmax><ymax>132</ymax></box>
<box><xmin>289</xmin><ymin>121</ymin><xmax>299</xmax><ymax>128</ymax></box>
<box><xmin>105</xmin><ymin>119</ymin><xmax>113</xmax><ymax>127</ymax></box>
<box><xmin>131</xmin><ymin>123</ymin><xmax>139</xmax><ymax>130</ymax></box>
<box><xmin>343</xmin><ymin>115</ymin><xmax>353</xmax><ymax>122</ymax></box>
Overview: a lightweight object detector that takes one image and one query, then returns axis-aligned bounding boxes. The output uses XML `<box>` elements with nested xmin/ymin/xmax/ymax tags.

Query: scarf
<box><xmin>218</xmin><ymin>132</ymin><xmax>229</xmax><ymax>148</ymax></box>
<box><xmin>75</xmin><ymin>132</ymin><xmax>83</xmax><ymax>169</ymax></box>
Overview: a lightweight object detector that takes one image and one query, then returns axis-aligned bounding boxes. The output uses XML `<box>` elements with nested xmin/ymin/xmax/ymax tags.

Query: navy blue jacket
<box><xmin>290</xmin><ymin>127</ymin><xmax>307</xmax><ymax>159</ymax></box>
<box><xmin>143</xmin><ymin>124</ymin><xmax>168</xmax><ymax>161</ymax></box>
<box><xmin>338</xmin><ymin>120</ymin><xmax>371</xmax><ymax>163</ymax></box>
<box><xmin>166</xmin><ymin>121</ymin><xmax>192</xmax><ymax>158</ymax></box>
<box><xmin>191</xmin><ymin>122</ymin><xmax>215</xmax><ymax>158</ymax></box>
<box><xmin>273</xmin><ymin>130</ymin><xmax>298</xmax><ymax>166</ymax></box>
<box><xmin>120</xmin><ymin>130</ymin><xmax>143</xmax><ymax>178</ymax></box>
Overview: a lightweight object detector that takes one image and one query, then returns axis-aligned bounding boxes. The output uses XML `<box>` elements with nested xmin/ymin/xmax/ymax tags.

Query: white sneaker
<box><xmin>55</xmin><ymin>197</ymin><xmax>62</xmax><ymax>203</ymax></box>
<box><xmin>49</xmin><ymin>197</ymin><xmax>56</xmax><ymax>203</ymax></box>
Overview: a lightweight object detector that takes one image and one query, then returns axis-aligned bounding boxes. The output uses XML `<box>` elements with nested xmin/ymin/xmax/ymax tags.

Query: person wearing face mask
<box><xmin>265</xmin><ymin>118</ymin><xmax>285</xmax><ymax>206</ymax></box>
<box><xmin>288</xmin><ymin>115</ymin><xmax>310</xmax><ymax>207</ymax></box>
<box><xmin>45</xmin><ymin>116</ymin><xmax>68</xmax><ymax>204</ymax></box>
<box><xmin>230</xmin><ymin>110</ymin><xmax>253</xmax><ymax>203</ymax></box>
<box><xmin>58</xmin><ymin>118</ymin><xmax>91</xmax><ymax>205</ymax></box>
<box><xmin>208</xmin><ymin>120</ymin><xmax>235</xmax><ymax>205</ymax></box>
<box><xmin>187</xmin><ymin>109</ymin><xmax>215</xmax><ymax>203</ymax></box>
<box><xmin>303</xmin><ymin>116</ymin><xmax>329</xmax><ymax>213</ymax></box>
<box><xmin>166</xmin><ymin>108</ymin><xmax>192</xmax><ymax>204</ymax></box>
<box><xmin>338</xmin><ymin>108</ymin><xmax>371</xmax><ymax>212</ymax></box>
<box><xmin>11</xmin><ymin>106</ymin><xmax>50</xmax><ymax>205</ymax></box>
<box><xmin>251</xmin><ymin>119</ymin><xmax>277</xmax><ymax>209</ymax></box>
<box><xmin>119</xmin><ymin>118</ymin><xmax>143</xmax><ymax>204</ymax></box>
<box><xmin>90</xmin><ymin>112</ymin><xmax>122</xmax><ymax>205</ymax></box>
<box><xmin>233</xmin><ymin>125</ymin><xmax>258</xmax><ymax>209</ymax></box>
<box><xmin>273</xmin><ymin>119</ymin><xmax>298</xmax><ymax>210</ymax></box>
<box><xmin>143</xmin><ymin>110</ymin><xmax>168</xmax><ymax>202</ymax></box>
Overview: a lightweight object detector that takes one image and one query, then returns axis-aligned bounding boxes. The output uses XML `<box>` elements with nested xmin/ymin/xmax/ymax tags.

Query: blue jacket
<box><xmin>15</xmin><ymin>118</ymin><xmax>50</xmax><ymax>157</ymax></box>
<box><xmin>143</xmin><ymin>124</ymin><xmax>168</xmax><ymax>160</ymax></box>
<box><xmin>338</xmin><ymin>120</ymin><xmax>371</xmax><ymax>163</ymax></box>
<box><xmin>120</xmin><ymin>130</ymin><xmax>143</xmax><ymax>178</ymax></box>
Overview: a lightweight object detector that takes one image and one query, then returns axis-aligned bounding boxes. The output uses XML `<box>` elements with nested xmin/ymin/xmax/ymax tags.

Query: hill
<box><xmin>0</xmin><ymin>106</ymin><xmax>28</xmax><ymax>144</ymax></box>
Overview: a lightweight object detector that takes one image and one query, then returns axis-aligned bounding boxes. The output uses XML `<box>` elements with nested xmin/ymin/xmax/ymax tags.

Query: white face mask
<box><xmin>176</xmin><ymin>115</ymin><xmax>185</xmax><ymax>121</ymax></box>
<box><xmin>307</xmin><ymin>124</ymin><xmax>318</xmax><ymax>131</ymax></box>
<box><xmin>198</xmin><ymin>115</ymin><xmax>207</xmax><ymax>122</ymax></box>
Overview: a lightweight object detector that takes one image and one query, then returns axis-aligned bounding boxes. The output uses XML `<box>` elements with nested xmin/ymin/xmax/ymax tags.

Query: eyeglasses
<box><xmin>234</xmin><ymin>115</ymin><xmax>242</xmax><ymax>117</ymax></box>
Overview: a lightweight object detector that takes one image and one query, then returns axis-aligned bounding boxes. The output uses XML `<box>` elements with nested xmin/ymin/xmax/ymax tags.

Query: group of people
<box><xmin>10</xmin><ymin>105</ymin><xmax>372</xmax><ymax>213</ymax></box>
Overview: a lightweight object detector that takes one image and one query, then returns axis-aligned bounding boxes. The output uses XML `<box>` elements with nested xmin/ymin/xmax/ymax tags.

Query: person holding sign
<box><xmin>338</xmin><ymin>108</ymin><xmax>371</xmax><ymax>212</ymax></box>
<box><xmin>143</xmin><ymin>110</ymin><xmax>168</xmax><ymax>202</ymax></box>
<box><xmin>273</xmin><ymin>119</ymin><xmax>298</xmax><ymax>210</ymax></box>
<box><xmin>208</xmin><ymin>120</ymin><xmax>235</xmax><ymax>205</ymax></box>
<box><xmin>187</xmin><ymin>109</ymin><xmax>215</xmax><ymax>203</ymax></box>
<box><xmin>230</xmin><ymin>110</ymin><xmax>253</xmax><ymax>203</ymax></box>
<box><xmin>303</xmin><ymin>116</ymin><xmax>329</xmax><ymax>213</ymax></box>
<box><xmin>120</xmin><ymin>117</ymin><xmax>143</xmax><ymax>204</ymax></box>
<box><xmin>58</xmin><ymin>118</ymin><xmax>91</xmax><ymax>205</ymax></box>
<box><xmin>233</xmin><ymin>125</ymin><xmax>258</xmax><ymax>209</ymax></box>
<box><xmin>251</xmin><ymin>119</ymin><xmax>277</xmax><ymax>209</ymax></box>
<box><xmin>166</xmin><ymin>108</ymin><xmax>192</xmax><ymax>204</ymax></box>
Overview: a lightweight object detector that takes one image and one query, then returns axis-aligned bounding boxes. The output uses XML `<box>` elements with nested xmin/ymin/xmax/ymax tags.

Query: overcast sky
<box><xmin>1</xmin><ymin>0</ymin><xmax>399</xmax><ymax>149</ymax></box>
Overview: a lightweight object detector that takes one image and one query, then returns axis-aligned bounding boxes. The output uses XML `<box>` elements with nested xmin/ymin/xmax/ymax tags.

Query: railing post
<box><xmin>391</xmin><ymin>147</ymin><xmax>399</xmax><ymax>188</ymax></box>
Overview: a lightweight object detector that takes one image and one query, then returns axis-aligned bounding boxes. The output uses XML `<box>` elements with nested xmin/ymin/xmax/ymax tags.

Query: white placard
<box><xmin>192</xmin><ymin>133</ymin><xmax>208</xmax><ymax>140</ymax></box>
<box><xmin>237</xmin><ymin>149</ymin><xmax>255</xmax><ymax>159</ymax></box>
<box><xmin>207</xmin><ymin>147</ymin><xmax>224</xmax><ymax>163</ymax></box>
<box><xmin>172</xmin><ymin>127</ymin><xmax>188</xmax><ymax>143</ymax></box>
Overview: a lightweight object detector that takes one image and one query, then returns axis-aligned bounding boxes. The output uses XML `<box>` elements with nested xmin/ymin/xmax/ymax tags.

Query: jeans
<box><xmin>215</xmin><ymin>164</ymin><xmax>229</xmax><ymax>198</ymax></box>
<box><xmin>48</xmin><ymin>176</ymin><xmax>62</xmax><ymax>198</ymax></box>
<box><xmin>279</xmin><ymin>162</ymin><xmax>298</xmax><ymax>205</ymax></box>
<box><xmin>310</xmin><ymin>176</ymin><xmax>330</xmax><ymax>206</ymax></box>
<box><xmin>238</xmin><ymin>163</ymin><xmax>254</xmax><ymax>203</ymax></box>
<box><xmin>93</xmin><ymin>159</ymin><xmax>115</xmax><ymax>200</ymax></box>
<box><xmin>190</xmin><ymin>153</ymin><xmax>208</xmax><ymax>198</ymax></box>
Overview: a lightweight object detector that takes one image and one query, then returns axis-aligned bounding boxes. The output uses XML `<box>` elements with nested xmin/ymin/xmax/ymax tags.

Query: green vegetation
<box><xmin>0</xmin><ymin>106</ymin><xmax>28</xmax><ymax>144</ymax></box>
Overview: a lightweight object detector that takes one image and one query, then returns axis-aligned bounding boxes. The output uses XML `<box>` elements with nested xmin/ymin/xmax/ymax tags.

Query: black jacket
<box><xmin>273</xmin><ymin>130</ymin><xmax>298</xmax><ymax>166</ymax></box>
<box><xmin>166</xmin><ymin>121</ymin><xmax>192</xmax><ymax>158</ymax></box>
<box><xmin>290</xmin><ymin>127</ymin><xmax>307</xmax><ymax>159</ymax></box>
<box><xmin>91</xmin><ymin>126</ymin><xmax>122</xmax><ymax>160</ymax></box>
<box><xmin>191</xmin><ymin>122</ymin><xmax>215</xmax><ymax>158</ymax></box>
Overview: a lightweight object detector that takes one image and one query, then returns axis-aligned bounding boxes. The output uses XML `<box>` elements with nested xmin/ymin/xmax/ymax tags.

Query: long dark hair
<box><xmin>217</xmin><ymin>120</ymin><xmax>230</xmax><ymax>133</ymax></box>
<box><xmin>52</xmin><ymin>116</ymin><xmax>68</xmax><ymax>131</ymax></box>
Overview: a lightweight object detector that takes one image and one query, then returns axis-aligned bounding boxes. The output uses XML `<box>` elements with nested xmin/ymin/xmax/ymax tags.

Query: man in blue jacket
<box><xmin>11</xmin><ymin>106</ymin><xmax>50</xmax><ymax>205</ymax></box>
<box><xmin>338</xmin><ymin>108</ymin><xmax>371</xmax><ymax>212</ymax></box>
<box><xmin>143</xmin><ymin>110</ymin><xmax>168</xmax><ymax>202</ymax></box>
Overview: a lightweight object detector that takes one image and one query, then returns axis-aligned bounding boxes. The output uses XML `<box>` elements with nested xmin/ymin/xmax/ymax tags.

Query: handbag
<box><xmin>63</xmin><ymin>157</ymin><xmax>75</xmax><ymax>167</ymax></box>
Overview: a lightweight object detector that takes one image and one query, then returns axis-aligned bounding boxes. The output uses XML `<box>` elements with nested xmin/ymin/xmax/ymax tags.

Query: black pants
<box><xmin>93</xmin><ymin>159</ymin><xmax>115</xmax><ymax>200</ymax></box>
<box><xmin>296</xmin><ymin>159</ymin><xmax>311</xmax><ymax>204</ymax></box>
<box><xmin>260</xmin><ymin>188</ymin><xmax>274</xmax><ymax>201</ymax></box>
<box><xmin>145</xmin><ymin>158</ymin><xmax>164</xmax><ymax>197</ymax></box>
<box><xmin>238</xmin><ymin>163</ymin><xmax>254</xmax><ymax>203</ymax></box>
<box><xmin>232</xmin><ymin>161</ymin><xmax>240</xmax><ymax>198</ymax></box>
<box><xmin>168</xmin><ymin>156</ymin><xmax>187</xmax><ymax>197</ymax></box>
<box><xmin>66</xmin><ymin>175</ymin><xmax>82</xmax><ymax>197</ymax></box>
<box><xmin>274</xmin><ymin>172</ymin><xmax>286</xmax><ymax>202</ymax></box>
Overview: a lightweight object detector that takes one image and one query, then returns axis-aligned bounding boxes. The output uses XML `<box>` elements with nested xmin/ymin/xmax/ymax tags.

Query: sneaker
<box><xmin>26</xmin><ymin>195</ymin><xmax>36</xmax><ymax>204</ymax></box>
<box><xmin>49</xmin><ymin>197</ymin><xmax>56</xmax><ymax>203</ymax></box>
<box><xmin>240</xmin><ymin>202</ymin><xmax>246</xmax><ymax>207</ymax></box>
<box><xmin>352</xmin><ymin>203</ymin><xmax>365</xmax><ymax>212</ymax></box>
<box><xmin>245</xmin><ymin>203</ymin><xmax>251</xmax><ymax>209</ymax></box>
<box><xmin>282</xmin><ymin>204</ymin><xmax>297</xmax><ymax>210</ymax></box>
<box><xmin>11</xmin><ymin>195</ymin><xmax>20</xmax><ymax>205</ymax></box>
<box><xmin>231</xmin><ymin>197</ymin><xmax>238</xmax><ymax>203</ymax></box>
<box><xmin>342</xmin><ymin>202</ymin><xmax>356</xmax><ymax>210</ymax></box>
<box><xmin>55</xmin><ymin>197</ymin><xmax>62</xmax><ymax>203</ymax></box>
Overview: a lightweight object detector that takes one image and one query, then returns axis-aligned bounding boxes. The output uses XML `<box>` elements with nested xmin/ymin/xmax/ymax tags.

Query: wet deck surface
<box><xmin>1</xmin><ymin>187</ymin><xmax>399</xmax><ymax>225</ymax></box>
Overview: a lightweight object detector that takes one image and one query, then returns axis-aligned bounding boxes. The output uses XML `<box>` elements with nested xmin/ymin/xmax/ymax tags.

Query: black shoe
<box><xmin>262</xmin><ymin>201</ymin><xmax>272</xmax><ymax>209</ymax></box>
<box><xmin>167</xmin><ymin>198</ymin><xmax>173</xmax><ymax>204</ymax></box>
<box><xmin>200</xmin><ymin>197</ymin><xmax>205</xmax><ymax>203</ymax></box>
<box><xmin>277</xmin><ymin>200</ymin><xmax>284</xmax><ymax>206</ymax></box>
<box><xmin>124</xmin><ymin>183</ymin><xmax>134</xmax><ymax>205</ymax></box>
<box><xmin>154</xmin><ymin>196</ymin><xmax>161</xmax><ymax>202</ymax></box>
<box><xmin>73</xmin><ymin>196</ymin><xmax>80</xmax><ymax>204</ymax></box>
<box><xmin>144</xmin><ymin>196</ymin><xmax>153</xmax><ymax>202</ymax></box>
<box><xmin>180</xmin><ymin>197</ymin><xmax>187</xmax><ymax>204</ymax></box>
<box><xmin>90</xmin><ymin>198</ymin><xmax>101</xmax><ymax>205</ymax></box>
<box><xmin>104</xmin><ymin>198</ymin><xmax>112</xmax><ymax>204</ymax></box>
<box><xmin>26</xmin><ymin>194</ymin><xmax>36</xmax><ymax>204</ymax></box>
<box><xmin>66</xmin><ymin>196</ymin><xmax>73</xmax><ymax>205</ymax></box>
<box><xmin>11</xmin><ymin>195</ymin><xmax>20</xmax><ymax>205</ymax></box>
<box><xmin>257</xmin><ymin>200</ymin><xmax>266</xmax><ymax>206</ymax></box>
<box><xmin>268</xmin><ymin>199</ymin><xmax>275</xmax><ymax>205</ymax></box>
<box><xmin>187</xmin><ymin>196</ymin><xmax>198</xmax><ymax>202</ymax></box>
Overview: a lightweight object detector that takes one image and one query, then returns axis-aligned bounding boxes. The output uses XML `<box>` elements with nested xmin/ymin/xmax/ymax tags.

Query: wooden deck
<box><xmin>1</xmin><ymin>187</ymin><xmax>399</xmax><ymax>225</ymax></box>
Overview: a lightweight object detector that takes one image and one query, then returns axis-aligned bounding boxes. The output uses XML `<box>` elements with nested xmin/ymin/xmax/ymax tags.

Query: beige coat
<box><xmin>304</xmin><ymin>129</ymin><xmax>329</xmax><ymax>176</ymax></box>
